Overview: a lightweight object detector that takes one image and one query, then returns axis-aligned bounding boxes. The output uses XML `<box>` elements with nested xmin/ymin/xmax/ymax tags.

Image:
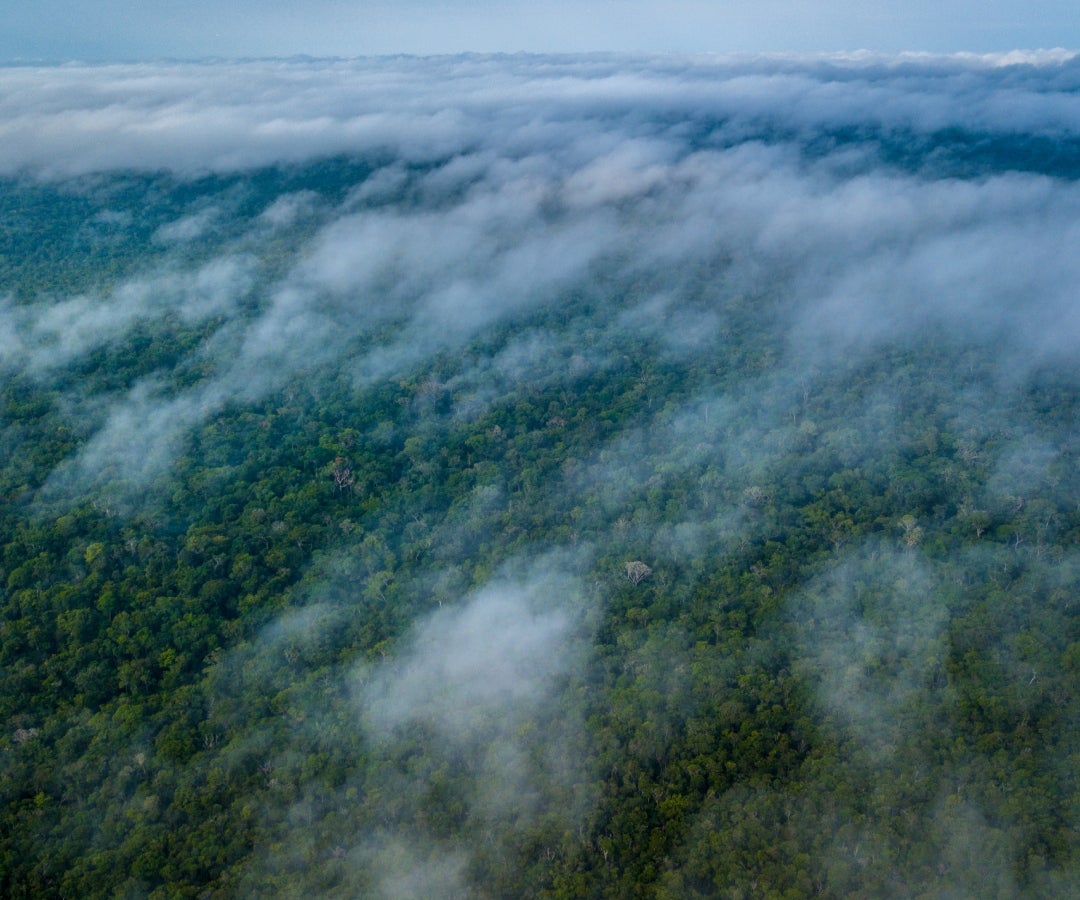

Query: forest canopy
<box><xmin>2</xmin><ymin>52</ymin><xmax>1080</xmax><ymax>897</ymax></box>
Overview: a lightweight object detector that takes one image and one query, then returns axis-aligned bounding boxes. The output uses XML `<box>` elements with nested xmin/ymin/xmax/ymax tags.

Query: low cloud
<box><xmin>195</xmin><ymin>552</ymin><xmax>595</xmax><ymax>896</ymax></box>
<box><xmin>359</xmin><ymin>577</ymin><xmax>580</xmax><ymax>742</ymax></box>
<box><xmin>253</xmin><ymin>558</ymin><xmax>594</xmax><ymax>897</ymax></box>
<box><xmin>3</xmin><ymin>53</ymin><xmax>1080</xmax><ymax>179</ymax></box>
<box><xmin>8</xmin><ymin>52</ymin><xmax>1080</xmax><ymax>897</ymax></box>
<box><xmin>152</xmin><ymin>207</ymin><xmax>219</xmax><ymax>244</ymax></box>
<box><xmin>354</xmin><ymin>560</ymin><xmax>593</xmax><ymax>830</ymax></box>
<box><xmin>257</xmin><ymin>190</ymin><xmax>321</xmax><ymax>229</ymax></box>
<box><xmin>0</xmin><ymin>255</ymin><xmax>254</xmax><ymax>376</ymax></box>
<box><xmin>790</xmin><ymin>545</ymin><xmax>948</xmax><ymax>757</ymax></box>
<box><xmin>8</xmin><ymin>53</ymin><xmax>1080</xmax><ymax>504</ymax></box>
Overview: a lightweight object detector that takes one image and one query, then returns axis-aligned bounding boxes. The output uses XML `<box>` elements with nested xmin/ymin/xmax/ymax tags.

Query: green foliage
<box><xmin>2</xmin><ymin>160</ymin><xmax>1079</xmax><ymax>899</ymax></box>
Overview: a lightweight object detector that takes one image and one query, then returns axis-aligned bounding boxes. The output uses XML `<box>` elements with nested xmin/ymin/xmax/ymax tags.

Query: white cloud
<box><xmin>10</xmin><ymin>53</ymin><xmax>1080</xmax><ymax>504</ymax></box>
<box><xmin>3</xmin><ymin>54</ymin><xmax>1080</xmax><ymax>178</ymax></box>
<box><xmin>152</xmin><ymin>207</ymin><xmax>219</xmax><ymax>244</ymax></box>
<box><xmin>1</xmin><ymin>255</ymin><xmax>254</xmax><ymax>374</ymax></box>
<box><xmin>791</xmin><ymin>546</ymin><xmax>948</xmax><ymax>756</ymax></box>
<box><xmin>359</xmin><ymin>568</ymin><xmax>583</xmax><ymax>744</ymax></box>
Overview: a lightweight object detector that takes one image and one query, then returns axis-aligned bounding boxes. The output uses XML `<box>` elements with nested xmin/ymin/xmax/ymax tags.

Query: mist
<box><xmin>3</xmin><ymin>51</ymin><xmax>1080</xmax><ymax>897</ymax></box>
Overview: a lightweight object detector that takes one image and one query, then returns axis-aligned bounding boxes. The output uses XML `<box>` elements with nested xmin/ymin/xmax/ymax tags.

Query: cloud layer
<box><xmin>6</xmin><ymin>53</ymin><xmax>1080</xmax><ymax>895</ymax></box>
<box><xmin>4</xmin><ymin>52</ymin><xmax>1078</xmax><ymax>509</ymax></box>
<box><xmin>3</xmin><ymin>52</ymin><xmax>1080</xmax><ymax>178</ymax></box>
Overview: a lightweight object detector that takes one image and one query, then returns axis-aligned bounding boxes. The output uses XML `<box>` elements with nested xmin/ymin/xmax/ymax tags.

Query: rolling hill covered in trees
<box><xmin>2</xmin><ymin>53</ymin><xmax>1080</xmax><ymax>897</ymax></box>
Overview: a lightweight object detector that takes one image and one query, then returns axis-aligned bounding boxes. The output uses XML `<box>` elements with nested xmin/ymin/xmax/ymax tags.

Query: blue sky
<box><xmin>2</xmin><ymin>1</ymin><xmax>1077</xmax><ymax>61</ymax></box>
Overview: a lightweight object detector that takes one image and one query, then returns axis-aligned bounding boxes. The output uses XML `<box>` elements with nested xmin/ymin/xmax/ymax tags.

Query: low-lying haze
<box><xmin>4</xmin><ymin>54</ymin><xmax>1080</xmax><ymax>504</ymax></box>
<box><xmin>3</xmin><ymin>52</ymin><xmax>1079</xmax><ymax>896</ymax></box>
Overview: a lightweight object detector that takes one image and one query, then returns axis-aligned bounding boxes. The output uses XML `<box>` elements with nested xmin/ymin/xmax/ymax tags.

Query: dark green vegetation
<box><xmin>3</xmin><ymin>147</ymin><xmax>1080</xmax><ymax>898</ymax></box>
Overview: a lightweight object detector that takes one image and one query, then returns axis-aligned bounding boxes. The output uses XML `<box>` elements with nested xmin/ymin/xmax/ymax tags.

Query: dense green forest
<box><xmin>2</xmin><ymin>55</ymin><xmax>1080</xmax><ymax>898</ymax></box>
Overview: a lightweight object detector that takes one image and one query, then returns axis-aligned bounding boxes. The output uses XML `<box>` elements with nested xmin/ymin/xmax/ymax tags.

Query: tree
<box><xmin>625</xmin><ymin>560</ymin><xmax>652</xmax><ymax>585</ymax></box>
